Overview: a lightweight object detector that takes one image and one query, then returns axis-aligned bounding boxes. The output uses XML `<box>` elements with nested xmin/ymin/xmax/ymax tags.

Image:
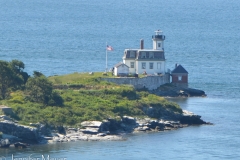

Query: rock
<box><xmin>78</xmin><ymin>136</ymin><xmax>88</xmax><ymax>141</ymax></box>
<box><xmin>79</xmin><ymin>121</ymin><xmax>108</xmax><ymax>135</ymax></box>
<box><xmin>68</xmin><ymin>128</ymin><xmax>77</xmax><ymax>132</ymax></box>
<box><xmin>14</xmin><ymin>142</ymin><xmax>30</xmax><ymax>148</ymax></box>
<box><xmin>180</xmin><ymin>110</ymin><xmax>206</xmax><ymax>125</ymax></box>
<box><xmin>0</xmin><ymin>139</ymin><xmax>10</xmax><ymax>148</ymax></box>
<box><xmin>81</xmin><ymin>121</ymin><xmax>102</xmax><ymax>129</ymax></box>
<box><xmin>122</xmin><ymin>116</ymin><xmax>136</xmax><ymax>125</ymax></box>
<box><xmin>0</xmin><ymin>121</ymin><xmax>40</xmax><ymax>143</ymax></box>
<box><xmin>80</xmin><ymin>128</ymin><xmax>99</xmax><ymax>134</ymax></box>
<box><xmin>182</xmin><ymin>88</ymin><xmax>206</xmax><ymax>97</ymax></box>
<box><xmin>0</xmin><ymin>115</ymin><xmax>12</xmax><ymax>121</ymax></box>
<box><xmin>151</xmin><ymin>85</ymin><xmax>206</xmax><ymax>97</ymax></box>
<box><xmin>97</xmin><ymin>133</ymin><xmax>107</xmax><ymax>136</ymax></box>
<box><xmin>43</xmin><ymin>137</ymin><xmax>53</xmax><ymax>140</ymax></box>
<box><xmin>134</xmin><ymin>126</ymin><xmax>150</xmax><ymax>132</ymax></box>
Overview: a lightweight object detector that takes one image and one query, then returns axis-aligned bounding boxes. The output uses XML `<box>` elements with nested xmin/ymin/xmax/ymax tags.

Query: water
<box><xmin>0</xmin><ymin>0</ymin><xmax>240</xmax><ymax>159</ymax></box>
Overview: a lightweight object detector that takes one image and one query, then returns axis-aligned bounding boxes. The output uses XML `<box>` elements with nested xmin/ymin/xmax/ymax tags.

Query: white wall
<box><xmin>136</xmin><ymin>61</ymin><xmax>165</xmax><ymax>75</ymax></box>
<box><xmin>114</xmin><ymin>64</ymin><xmax>129</xmax><ymax>76</ymax></box>
<box><xmin>124</xmin><ymin>60</ymin><xmax>135</xmax><ymax>74</ymax></box>
<box><xmin>153</xmin><ymin>41</ymin><xmax>164</xmax><ymax>51</ymax></box>
<box><xmin>102</xmin><ymin>74</ymin><xmax>170</xmax><ymax>90</ymax></box>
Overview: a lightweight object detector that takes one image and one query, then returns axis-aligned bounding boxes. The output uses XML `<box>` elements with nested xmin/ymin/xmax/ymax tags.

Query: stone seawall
<box><xmin>101</xmin><ymin>74</ymin><xmax>170</xmax><ymax>90</ymax></box>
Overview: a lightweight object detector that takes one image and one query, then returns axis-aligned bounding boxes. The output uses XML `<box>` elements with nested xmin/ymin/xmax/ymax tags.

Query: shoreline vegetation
<box><xmin>0</xmin><ymin>60</ymin><xmax>210</xmax><ymax>147</ymax></box>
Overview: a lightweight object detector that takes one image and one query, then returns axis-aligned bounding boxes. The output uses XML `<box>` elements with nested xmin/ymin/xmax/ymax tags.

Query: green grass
<box><xmin>48</xmin><ymin>72</ymin><xmax>115</xmax><ymax>84</ymax></box>
<box><xmin>2</xmin><ymin>72</ymin><xmax>182</xmax><ymax>127</ymax></box>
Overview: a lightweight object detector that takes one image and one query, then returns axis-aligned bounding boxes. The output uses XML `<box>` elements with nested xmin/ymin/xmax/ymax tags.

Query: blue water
<box><xmin>1</xmin><ymin>0</ymin><xmax>240</xmax><ymax>159</ymax></box>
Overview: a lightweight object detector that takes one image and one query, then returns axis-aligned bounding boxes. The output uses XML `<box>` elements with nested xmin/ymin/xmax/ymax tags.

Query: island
<box><xmin>0</xmin><ymin>60</ymin><xmax>210</xmax><ymax>146</ymax></box>
<box><xmin>0</xmin><ymin>31</ymin><xmax>209</xmax><ymax>146</ymax></box>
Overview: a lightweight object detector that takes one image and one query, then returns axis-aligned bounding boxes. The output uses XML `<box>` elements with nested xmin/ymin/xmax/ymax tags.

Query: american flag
<box><xmin>106</xmin><ymin>45</ymin><xmax>113</xmax><ymax>51</ymax></box>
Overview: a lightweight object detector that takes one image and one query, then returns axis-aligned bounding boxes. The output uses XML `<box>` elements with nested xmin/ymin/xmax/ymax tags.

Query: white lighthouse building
<box><xmin>122</xmin><ymin>30</ymin><xmax>166</xmax><ymax>75</ymax></box>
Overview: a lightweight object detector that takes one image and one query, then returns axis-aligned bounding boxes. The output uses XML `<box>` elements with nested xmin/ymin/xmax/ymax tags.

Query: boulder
<box><xmin>0</xmin><ymin>139</ymin><xmax>10</xmax><ymax>148</ymax></box>
<box><xmin>182</xmin><ymin>88</ymin><xmax>206</xmax><ymax>97</ymax></box>
<box><xmin>180</xmin><ymin>110</ymin><xmax>206</xmax><ymax>125</ymax></box>
<box><xmin>0</xmin><ymin>115</ymin><xmax>12</xmax><ymax>121</ymax></box>
<box><xmin>0</xmin><ymin>121</ymin><xmax>40</xmax><ymax>143</ymax></box>
<box><xmin>14</xmin><ymin>142</ymin><xmax>30</xmax><ymax>148</ymax></box>
<box><xmin>81</xmin><ymin>121</ymin><xmax>102</xmax><ymax>128</ymax></box>
<box><xmin>122</xmin><ymin>116</ymin><xmax>136</xmax><ymax>125</ymax></box>
<box><xmin>80</xmin><ymin>128</ymin><xmax>99</xmax><ymax>134</ymax></box>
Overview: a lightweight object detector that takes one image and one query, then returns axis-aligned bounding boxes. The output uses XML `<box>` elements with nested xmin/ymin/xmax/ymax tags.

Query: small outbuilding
<box><xmin>114</xmin><ymin>62</ymin><xmax>129</xmax><ymax>76</ymax></box>
<box><xmin>171</xmin><ymin>64</ymin><xmax>188</xmax><ymax>88</ymax></box>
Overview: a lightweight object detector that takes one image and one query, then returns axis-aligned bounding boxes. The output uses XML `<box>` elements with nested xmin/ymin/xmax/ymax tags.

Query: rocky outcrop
<box><xmin>180</xmin><ymin>110</ymin><xmax>207</xmax><ymax>125</ymax></box>
<box><xmin>151</xmin><ymin>84</ymin><xmax>206</xmax><ymax>97</ymax></box>
<box><xmin>0</xmin><ymin>105</ymin><xmax>210</xmax><ymax>144</ymax></box>
<box><xmin>0</xmin><ymin>120</ymin><xmax>40</xmax><ymax>143</ymax></box>
<box><xmin>48</xmin><ymin>111</ymin><xmax>210</xmax><ymax>143</ymax></box>
<box><xmin>181</xmin><ymin>88</ymin><xmax>206</xmax><ymax>97</ymax></box>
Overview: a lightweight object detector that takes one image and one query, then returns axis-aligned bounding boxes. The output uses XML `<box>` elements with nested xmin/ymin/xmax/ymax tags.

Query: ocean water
<box><xmin>0</xmin><ymin>0</ymin><xmax>240</xmax><ymax>159</ymax></box>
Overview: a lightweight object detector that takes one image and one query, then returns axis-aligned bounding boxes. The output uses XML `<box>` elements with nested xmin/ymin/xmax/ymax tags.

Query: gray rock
<box><xmin>81</xmin><ymin>121</ymin><xmax>102</xmax><ymax>128</ymax></box>
<box><xmin>122</xmin><ymin>116</ymin><xmax>136</xmax><ymax>125</ymax></box>
<box><xmin>0</xmin><ymin>115</ymin><xmax>12</xmax><ymax>121</ymax></box>
<box><xmin>0</xmin><ymin>121</ymin><xmax>40</xmax><ymax>143</ymax></box>
<box><xmin>180</xmin><ymin>110</ymin><xmax>206</xmax><ymax>125</ymax></box>
<box><xmin>80</xmin><ymin>128</ymin><xmax>99</xmax><ymax>134</ymax></box>
<box><xmin>97</xmin><ymin>133</ymin><xmax>107</xmax><ymax>136</ymax></box>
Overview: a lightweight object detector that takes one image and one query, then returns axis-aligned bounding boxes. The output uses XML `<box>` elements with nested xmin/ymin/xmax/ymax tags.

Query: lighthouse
<box><xmin>152</xmin><ymin>30</ymin><xmax>165</xmax><ymax>51</ymax></box>
<box><xmin>121</xmin><ymin>30</ymin><xmax>166</xmax><ymax>76</ymax></box>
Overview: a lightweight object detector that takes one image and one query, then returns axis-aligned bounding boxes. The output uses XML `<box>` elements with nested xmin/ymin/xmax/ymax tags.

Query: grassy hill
<box><xmin>1</xmin><ymin>72</ymin><xmax>182</xmax><ymax>127</ymax></box>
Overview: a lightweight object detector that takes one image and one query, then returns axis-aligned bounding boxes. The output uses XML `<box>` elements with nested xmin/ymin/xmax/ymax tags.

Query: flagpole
<box><xmin>106</xmin><ymin>42</ymin><xmax>108</xmax><ymax>72</ymax></box>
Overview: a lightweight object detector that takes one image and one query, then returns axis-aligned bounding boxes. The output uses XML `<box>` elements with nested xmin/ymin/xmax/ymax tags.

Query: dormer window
<box><xmin>130</xmin><ymin>51</ymin><xmax>135</xmax><ymax>58</ymax></box>
<box><xmin>149</xmin><ymin>52</ymin><xmax>154</xmax><ymax>58</ymax></box>
<box><xmin>141</xmin><ymin>52</ymin><xmax>146</xmax><ymax>58</ymax></box>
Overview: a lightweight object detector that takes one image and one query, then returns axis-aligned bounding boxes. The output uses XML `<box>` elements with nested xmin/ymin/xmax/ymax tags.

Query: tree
<box><xmin>9</xmin><ymin>59</ymin><xmax>29</xmax><ymax>84</ymax></box>
<box><xmin>0</xmin><ymin>61</ymin><xmax>14</xmax><ymax>99</ymax></box>
<box><xmin>48</xmin><ymin>91</ymin><xmax>64</xmax><ymax>106</ymax></box>
<box><xmin>25</xmin><ymin>71</ymin><xmax>53</xmax><ymax>104</ymax></box>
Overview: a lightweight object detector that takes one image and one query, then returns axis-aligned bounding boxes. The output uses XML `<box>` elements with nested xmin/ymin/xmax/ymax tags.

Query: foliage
<box><xmin>25</xmin><ymin>71</ymin><xmax>53</xmax><ymax>104</ymax></box>
<box><xmin>4</xmin><ymin>86</ymin><xmax>181</xmax><ymax>126</ymax></box>
<box><xmin>0</xmin><ymin>62</ymin><xmax>182</xmax><ymax>126</ymax></box>
<box><xmin>0</xmin><ymin>60</ymin><xmax>29</xmax><ymax>99</ymax></box>
<box><xmin>0</xmin><ymin>60</ymin><xmax>13</xmax><ymax>99</ymax></box>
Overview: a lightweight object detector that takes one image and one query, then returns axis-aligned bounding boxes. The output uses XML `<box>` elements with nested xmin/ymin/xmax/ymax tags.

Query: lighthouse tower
<box><xmin>152</xmin><ymin>30</ymin><xmax>165</xmax><ymax>50</ymax></box>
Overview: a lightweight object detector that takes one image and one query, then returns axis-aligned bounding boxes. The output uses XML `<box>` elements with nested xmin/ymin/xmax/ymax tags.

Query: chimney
<box><xmin>175</xmin><ymin>63</ymin><xmax>178</xmax><ymax>68</ymax></box>
<box><xmin>140</xmin><ymin>39</ymin><xmax>144</xmax><ymax>49</ymax></box>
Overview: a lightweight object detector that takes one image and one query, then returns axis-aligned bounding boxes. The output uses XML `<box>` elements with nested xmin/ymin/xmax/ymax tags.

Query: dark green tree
<box><xmin>9</xmin><ymin>59</ymin><xmax>29</xmax><ymax>85</ymax></box>
<box><xmin>9</xmin><ymin>59</ymin><xmax>29</xmax><ymax>88</ymax></box>
<box><xmin>48</xmin><ymin>91</ymin><xmax>64</xmax><ymax>106</ymax></box>
<box><xmin>25</xmin><ymin>71</ymin><xmax>53</xmax><ymax>104</ymax></box>
<box><xmin>0</xmin><ymin>60</ymin><xmax>14</xmax><ymax>99</ymax></box>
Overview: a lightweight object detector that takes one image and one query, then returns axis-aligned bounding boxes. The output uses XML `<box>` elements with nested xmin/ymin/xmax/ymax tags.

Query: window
<box><xmin>130</xmin><ymin>62</ymin><xmax>134</xmax><ymax>68</ymax></box>
<box><xmin>149</xmin><ymin>63</ymin><xmax>153</xmax><ymax>69</ymax></box>
<box><xmin>141</xmin><ymin>52</ymin><xmax>146</xmax><ymax>58</ymax></box>
<box><xmin>178</xmin><ymin>76</ymin><xmax>182</xmax><ymax>81</ymax></box>
<box><xmin>158</xmin><ymin>43</ymin><xmax>161</xmax><ymax>48</ymax></box>
<box><xmin>149</xmin><ymin>52</ymin><xmax>154</xmax><ymax>58</ymax></box>
<box><xmin>142</xmin><ymin>62</ymin><xmax>146</xmax><ymax>69</ymax></box>
<box><xmin>130</xmin><ymin>51</ymin><xmax>135</xmax><ymax>58</ymax></box>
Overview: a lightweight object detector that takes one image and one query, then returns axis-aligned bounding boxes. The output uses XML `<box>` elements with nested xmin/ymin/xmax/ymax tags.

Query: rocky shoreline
<box><xmin>0</xmin><ymin>110</ymin><xmax>212</xmax><ymax>146</ymax></box>
<box><xmin>150</xmin><ymin>84</ymin><xmax>207</xmax><ymax>97</ymax></box>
